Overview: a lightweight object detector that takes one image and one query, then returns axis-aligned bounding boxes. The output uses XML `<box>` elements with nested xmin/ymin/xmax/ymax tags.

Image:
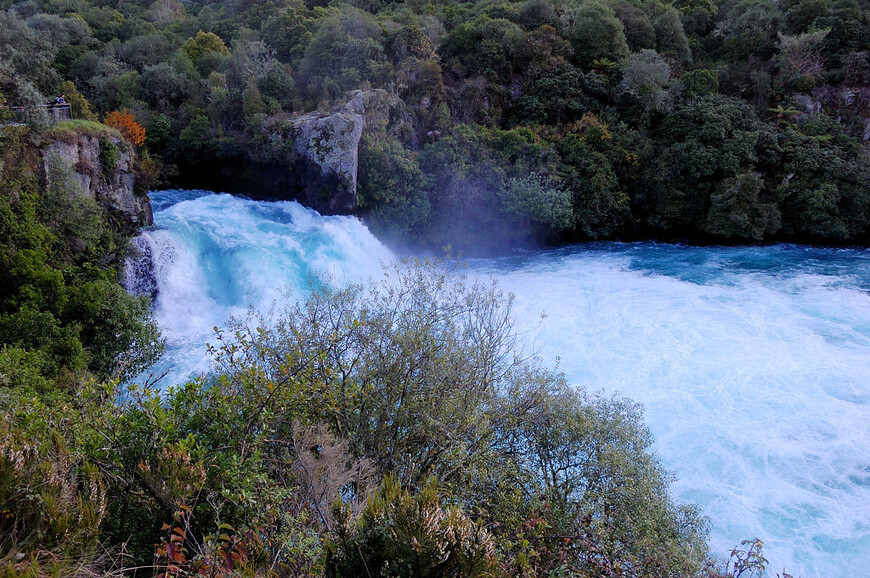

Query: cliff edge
<box><xmin>42</xmin><ymin>123</ymin><xmax>152</xmax><ymax>233</ymax></box>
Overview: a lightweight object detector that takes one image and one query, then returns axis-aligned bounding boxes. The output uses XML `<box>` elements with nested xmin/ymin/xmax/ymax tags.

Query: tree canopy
<box><xmin>1</xmin><ymin>0</ymin><xmax>867</xmax><ymax>250</ymax></box>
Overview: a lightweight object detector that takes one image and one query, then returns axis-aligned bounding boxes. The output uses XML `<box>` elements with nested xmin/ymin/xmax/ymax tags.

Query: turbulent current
<box><xmin>127</xmin><ymin>190</ymin><xmax>870</xmax><ymax>577</ymax></box>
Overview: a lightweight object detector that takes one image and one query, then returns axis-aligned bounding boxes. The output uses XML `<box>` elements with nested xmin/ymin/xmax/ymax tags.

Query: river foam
<box><xmin>127</xmin><ymin>190</ymin><xmax>393</xmax><ymax>384</ymax></box>
<box><xmin>472</xmin><ymin>244</ymin><xmax>870</xmax><ymax>577</ymax></box>
<box><xmin>128</xmin><ymin>191</ymin><xmax>870</xmax><ymax>576</ymax></box>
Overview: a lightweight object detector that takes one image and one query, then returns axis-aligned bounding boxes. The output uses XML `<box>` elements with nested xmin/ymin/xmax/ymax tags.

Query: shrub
<box><xmin>498</xmin><ymin>173</ymin><xmax>574</xmax><ymax>232</ymax></box>
<box><xmin>213</xmin><ymin>259</ymin><xmax>711</xmax><ymax>574</ymax></box>
<box><xmin>325</xmin><ymin>476</ymin><xmax>499</xmax><ymax>578</ymax></box>
<box><xmin>104</xmin><ymin>110</ymin><xmax>145</xmax><ymax>147</ymax></box>
<box><xmin>0</xmin><ymin>412</ymin><xmax>106</xmax><ymax>566</ymax></box>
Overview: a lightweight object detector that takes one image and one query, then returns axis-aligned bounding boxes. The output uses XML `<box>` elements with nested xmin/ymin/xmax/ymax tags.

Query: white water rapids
<box><xmin>126</xmin><ymin>190</ymin><xmax>870</xmax><ymax>576</ymax></box>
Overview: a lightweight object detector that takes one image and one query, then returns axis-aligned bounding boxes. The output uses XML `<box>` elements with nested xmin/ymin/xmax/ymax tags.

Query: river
<box><xmin>126</xmin><ymin>190</ymin><xmax>870</xmax><ymax>577</ymax></box>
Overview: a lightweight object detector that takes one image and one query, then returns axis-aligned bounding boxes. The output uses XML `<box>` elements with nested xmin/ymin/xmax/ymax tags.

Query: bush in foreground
<box><xmin>2</xmin><ymin>259</ymin><xmax>711</xmax><ymax>575</ymax></box>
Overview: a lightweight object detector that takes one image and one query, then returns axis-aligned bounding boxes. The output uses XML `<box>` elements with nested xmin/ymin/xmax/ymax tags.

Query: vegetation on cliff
<box><xmin>3</xmin><ymin>0</ymin><xmax>870</xmax><ymax>249</ymax></box>
<box><xmin>0</xmin><ymin>124</ymin><xmax>161</xmax><ymax>386</ymax></box>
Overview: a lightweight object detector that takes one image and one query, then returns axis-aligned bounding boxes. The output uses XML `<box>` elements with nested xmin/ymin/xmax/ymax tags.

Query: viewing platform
<box><xmin>1</xmin><ymin>103</ymin><xmax>73</xmax><ymax>125</ymax></box>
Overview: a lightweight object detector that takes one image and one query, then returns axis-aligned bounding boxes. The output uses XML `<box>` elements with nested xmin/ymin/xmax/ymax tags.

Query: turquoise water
<box><xmin>127</xmin><ymin>190</ymin><xmax>393</xmax><ymax>384</ymax></box>
<box><xmin>471</xmin><ymin>244</ymin><xmax>870</xmax><ymax>577</ymax></box>
<box><xmin>130</xmin><ymin>190</ymin><xmax>870</xmax><ymax>576</ymax></box>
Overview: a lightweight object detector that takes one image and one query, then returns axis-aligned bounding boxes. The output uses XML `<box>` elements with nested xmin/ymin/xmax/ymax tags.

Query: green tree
<box><xmin>615</xmin><ymin>2</ymin><xmax>656</xmax><ymax>51</ymax></box>
<box><xmin>357</xmin><ymin>134</ymin><xmax>429</xmax><ymax>242</ymax></box>
<box><xmin>498</xmin><ymin>173</ymin><xmax>574</xmax><ymax>233</ymax></box>
<box><xmin>715</xmin><ymin>0</ymin><xmax>783</xmax><ymax>62</ymax></box>
<box><xmin>140</xmin><ymin>62</ymin><xmax>196</xmax><ymax>112</ymax></box>
<box><xmin>296</xmin><ymin>6</ymin><xmax>389</xmax><ymax>103</ymax></box>
<box><xmin>557</xmin><ymin>125</ymin><xmax>631</xmax><ymax>238</ymax></box>
<box><xmin>182</xmin><ymin>30</ymin><xmax>230</xmax><ymax>63</ymax></box>
<box><xmin>501</xmin><ymin>383</ymin><xmax>711</xmax><ymax>576</ymax></box>
<box><xmin>261</xmin><ymin>8</ymin><xmax>313</xmax><ymax>66</ymax></box>
<box><xmin>649</xmin><ymin>96</ymin><xmax>764</xmax><ymax>231</ymax></box>
<box><xmin>568</xmin><ymin>1</ymin><xmax>630</xmax><ymax>64</ymax></box>
<box><xmin>680</xmin><ymin>68</ymin><xmax>719</xmax><ymax>96</ymax></box>
<box><xmin>767</xmin><ymin>116</ymin><xmax>870</xmax><ymax>240</ymax></box>
<box><xmin>654</xmin><ymin>8</ymin><xmax>692</xmax><ymax>65</ymax></box>
<box><xmin>59</xmin><ymin>80</ymin><xmax>96</xmax><ymax>121</ymax></box>
<box><xmin>703</xmin><ymin>172</ymin><xmax>781</xmax><ymax>240</ymax></box>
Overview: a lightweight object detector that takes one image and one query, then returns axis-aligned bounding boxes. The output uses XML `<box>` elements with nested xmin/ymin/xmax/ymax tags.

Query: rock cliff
<box><xmin>792</xmin><ymin>85</ymin><xmax>870</xmax><ymax>148</ymax></box>
<box><xmin>276</xmin><ymin>104</ymin><xmax>364</xmax><ymax>213</ymax></box>
<box><xmin>42</xmin><ymin>130</ymin><xmax>152</xmax><ymax>232</ymax></box>
<box><xmin>173</xmin><ymin>90</ymin><xmax>411</xmax><ymax>215</ymax></box>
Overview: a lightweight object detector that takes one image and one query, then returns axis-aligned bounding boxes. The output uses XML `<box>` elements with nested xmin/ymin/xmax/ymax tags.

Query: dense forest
<box><xmin>0</xmin><ymin>0</ymin><xmax>865</xmax><ymax>574</ymax></box>
<box><xmin>2</xmin><ymin>0</ymin><xmax>870</xmax><ymax>249</ymax></box>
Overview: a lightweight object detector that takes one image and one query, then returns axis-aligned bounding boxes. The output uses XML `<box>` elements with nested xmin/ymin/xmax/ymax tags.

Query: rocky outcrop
<box><xmin>792</xmin><ymin>85</ymin><xmax>870</xmax><ymax>148</ymax></box>
<box><xmin>279</xmin><ymin>105</ymin><xmax>365</xmax><ymax>214</ymax></box>
<box><xmin>172</xmin><ymin>90</ymin><xmax>413</xmax><ymax>214</ymax></box>
<box><xmin>273</xmin><ymin>90</ymin><xmax>416</xmax><ymax>213</ymax></box>
<box><xmin>43</xmin><ymin>132</ymin><xmax>152</xmax><ymax>232</ymax></box>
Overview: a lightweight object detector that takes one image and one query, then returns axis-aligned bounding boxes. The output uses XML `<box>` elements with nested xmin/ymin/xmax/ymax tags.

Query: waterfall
<box><xmin>124</xmin><ymin>189</ymin><xmax>393</xmax><ymax>384</ymax></box>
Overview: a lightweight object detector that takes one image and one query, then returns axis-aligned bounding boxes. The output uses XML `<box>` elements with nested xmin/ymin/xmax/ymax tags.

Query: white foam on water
<box><xmin>128</xmin><ymin>191</ymin><xmax>393</xmax><ymax>385</ymax></box>
<box><xmin>129</xmin><ymin>194</ymin><xmax>870</xmax><ymax>576</ymax></box>
<box><xmin>472</xmin><ymin>245</ymin><xmax>870</xmax><ymax>577</ymax></box>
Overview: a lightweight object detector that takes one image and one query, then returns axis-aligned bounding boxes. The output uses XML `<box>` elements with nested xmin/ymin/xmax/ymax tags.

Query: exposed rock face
<box><xmin>282</xmin><ymin>106</ymin><xmax>364</xmax><ymax>214</ymax></box>
<box><xmin>792</xmin><ymin>86</ymin><xmax>870</xmax><ymax>149</ymax></box>
<box><xmin>277</xmin><ymin>90</ymin><xmax>415</xmax><ymax>213</ymax></box>
<box><xmin>172</xmin><ymin>90</ymin><xmax>413</xmax><ymax>214</ymax></box>
<box><xmin>43</xmin><ymin>133</ymin><xmax>152</xmax><ymax>232</ymax></box>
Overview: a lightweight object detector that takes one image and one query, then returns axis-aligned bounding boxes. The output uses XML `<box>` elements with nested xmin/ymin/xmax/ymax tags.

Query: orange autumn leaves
<box><xmin>105</xmin><ymin>110</ymin><xmax>146</xmax><ymax>147</ymax></box>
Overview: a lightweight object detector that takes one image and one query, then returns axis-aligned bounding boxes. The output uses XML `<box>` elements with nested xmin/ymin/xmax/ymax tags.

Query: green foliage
<box><xmin>568</xmin><ymin>1</ymin><xmax>630</xmax><ymax>64</ymax></box>
<box><xmin>500</xmin><ymin>382</ymin><xmax>711</xmax><ymax>576</ymax></box>
<box><xmin>0</xmin><ymin>416</ymin><xmax>106</xmax><ymax>562</ymax></box>
<box><xmin>211</xmin><ymin>260</ymin><xmax>710</xmax><ymax>573</ymax></box>
<box><xmin>357</xmin><ymin>133</ymin><xmax>429</xmax><ymax>241</ymax></box>
<box><xmin>499</xmin><ymin>173</ymin><xmax>574</xmax><ymax>232</ymax></box>
<box><xmin>59</xmin><ymin>80</ymin><xmax>96</xmax><ymax>122</ymax></box>
<box><xmin>715</xmin><ymin>0</ymin><xmax>783</xmax><ymax>62</ymax></box>
<box><xmin>680</xmin><ymin>68</ymin><xmax>719</xmax><ymax>96</ymax></box>
<box><xmin>261</xmin><ymin>8</ymin><xmax>313</xmax><ymax>66</ymax></box>
<box><xmin>326</xmin><ymin>475</ymin><xmax>498</xmax><ymax>577</ymax></box>
<box><xmin>297</xmin><ymin>6</ymin><xmax>388</xmax><ymax>103</ymax></box>
<box><xmin>654</xmin><ymin>8</ymin><xmax>692</xmax><ymax>65</ymax></box>
<box><xmin>769</xmin><ymin>117</ymin><xmax>870</xmax><ymax>239</ymax></box>
<box><xmin>46</xmin><ymin>119</ymin><xmax>118</xmax><ymax>142</ymax></box>
<box><xmin>182</xmin><ymin>30</ymin><xmax>230</xmax><ymax>63</ymax></box>
<box><xmin>139</xmin><ymin>62</ymin><xmax>195</xmax><ymax>112</ymax></box>
<box><xmin>650</xmin><ymin>96</ymin><xmax>764</xmax><ymax>231</ymax></box>
<box><xmin>0</xmin><ymin>129</ymin><xmax>162</xmax><ymax>383</ymax></box>
<box><xmin>99</xmin><ymin>138</ymin><xmax>120</xmax><ymax>176</ymax></box>
<box><xmin>557</xmin><ymin>130</ymin><xmax>630</xmax><ymax>238</ymax></box>
<box><xmin>704</xmin><ymin>172</ymin><xmax>781</xmax><ymax>240</ymax></box>
<box><xmin>415</xmin><ymin>124</ymin><xmax>572</xmax><ymax>250</ymax></box>
<box><xmin>2</xmin><ymin>0</ymin><xmax>865</xmax><ymax>246</ymax></box>
<box><xmin>0</xmin><ymin>91</ymin><xmax>9</xmax><ymax>124</ymax></box>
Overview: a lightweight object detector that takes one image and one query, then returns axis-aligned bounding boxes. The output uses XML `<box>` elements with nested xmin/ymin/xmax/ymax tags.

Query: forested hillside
<box><xmin>2</xmin><ymin>0</ymin><xmax>870</xmax><ymax>249</ymax></box>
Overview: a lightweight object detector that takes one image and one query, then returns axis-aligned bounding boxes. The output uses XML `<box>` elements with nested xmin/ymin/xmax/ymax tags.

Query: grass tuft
<box><xmin>45</xmin><ymin>120</ymin><xmax>122</xmax><ymax>144</ymax></box>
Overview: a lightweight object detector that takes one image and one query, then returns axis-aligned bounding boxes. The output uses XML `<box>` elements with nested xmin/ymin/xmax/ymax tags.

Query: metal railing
<box><xmin>1</xmin><ymin>103</ymin><xmax>73</xmax><ymax>125</ymax></box>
